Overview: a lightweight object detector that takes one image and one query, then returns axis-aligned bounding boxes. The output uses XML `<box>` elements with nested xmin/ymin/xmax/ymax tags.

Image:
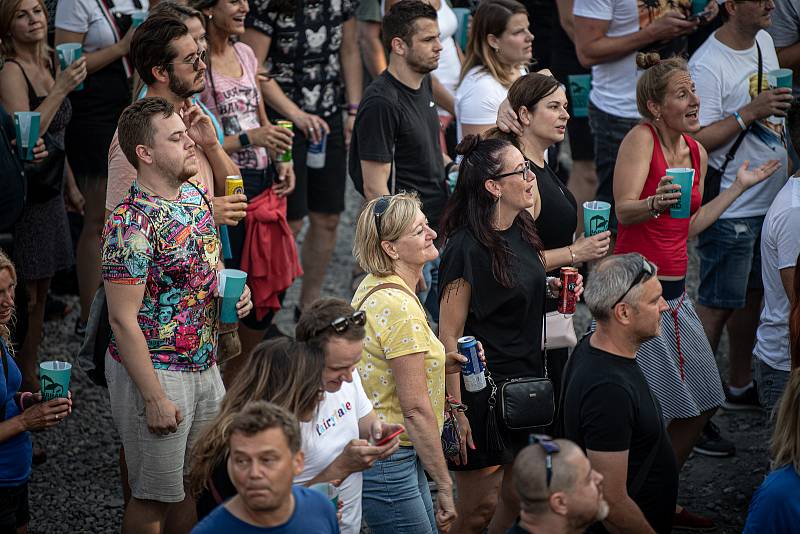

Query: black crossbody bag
<box><xmin>702</xmin><ymin>42</ymin><xmax>762</xmax><ymax>205</ymax></box>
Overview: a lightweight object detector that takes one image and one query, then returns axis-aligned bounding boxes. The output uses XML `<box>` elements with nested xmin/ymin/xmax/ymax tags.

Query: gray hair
<box><xmin>584</xmin><ymin>253</ymin><xmax>657</xmax><ymax>322</ymax></box>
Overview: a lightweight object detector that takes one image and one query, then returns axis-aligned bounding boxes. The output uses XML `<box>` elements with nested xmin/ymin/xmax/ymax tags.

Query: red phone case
<box><xmin>375</xmin><ymin>428</ymin><xmax>404</xmax><ymax>446</ymax></box>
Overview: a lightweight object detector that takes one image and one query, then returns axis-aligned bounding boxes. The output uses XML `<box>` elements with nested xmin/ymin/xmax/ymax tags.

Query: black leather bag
<box><xmin>23</xmin><ymin>141</ymin><xmax>64</xmax><ymax>203</ymax></box>
<box><xmin>499</xmin><ymin>376</ymin><xmax>555</xmax><ymax>430</ymax></box>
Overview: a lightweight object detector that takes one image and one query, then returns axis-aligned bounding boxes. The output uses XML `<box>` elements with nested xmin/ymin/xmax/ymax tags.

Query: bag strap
<box><xmin>186</xmin><ymin>180</ymin><xmax>214</xmax><ymax>215</ymax></box>
<box><xmin>541</xmin><ymin>285</ymin><xmax>549</xmax><ymax>379</ymax></box>
<box><xmin>95</xmin><ymin>0</ymin><xmax>133</xmax><ymax>78</ymax></box>
<box><xmin>0</xmin><ymin>341</ymin><xmax>9</xmax><ymax>421</ymax></box>
<box><xmin>627</xmin><ymin>385</ymin><xmax>664</xmax><ymax>498</ymax></box>
<box><xmin>717</xmin><ymin>41</ymin><xmax>762</xmax><ymax>176</ymax></box>
<box><xmin>355</xmin><ymin>282</ymin><xmax>417</xmax><ymax>311</ymax></box>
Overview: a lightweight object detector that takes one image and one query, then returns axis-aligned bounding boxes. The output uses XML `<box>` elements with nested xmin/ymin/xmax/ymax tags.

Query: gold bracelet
<box><xmin>568</xmin><ymin>245</ymin><xmax>576</xmax><ymax>265</ymax></box>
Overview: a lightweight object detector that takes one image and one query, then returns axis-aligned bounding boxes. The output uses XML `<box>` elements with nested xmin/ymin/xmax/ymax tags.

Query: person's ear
<box><xmin>646</xmin><ymin>100</ymin><xmax>662</xmax><ymax>122</ymax></box>
<box><xmin>484</xmin><ymin>178</ymin><xmax>502</xmax><ymax>200</ymax></box>
<box><xmin>549</xmin><ymin>491</ymin><xmax>569</xmax><ymax>516</ymax></box>
<box><xmin>391</xmin><ymin>36</ymin><xmax>407</xmax><ymax>58</ymax></box>
<box><xmin>487</xmin><ymin>33</ymin><xmax>500</xmax><ymax>52</ymax></box>
<box><xmin>135</xmin><ymin>144</ymin><xmax>153</xmax><ymax>166</ymax></box>
<box><xmin>518</xmin><ymin>105</ymin><xmax>532</xmax><ymax>126</ymax></box>
<box><xmin>152</xmin><ymin>65</ymin><xmax>170</xmax><ymax>85</ymax></box>
<box><xmin>381</xmin><ymin>240</ymin><xmax>399</xmax><ymax>261</ymax></box>
<box><xmin>293</xmin><ymin>450</ymin><xmax>305</xmax><ymax>477</ymax></box>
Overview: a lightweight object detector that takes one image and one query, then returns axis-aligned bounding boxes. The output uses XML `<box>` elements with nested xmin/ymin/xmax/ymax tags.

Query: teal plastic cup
<box><xmin>768</xmin><ymin>68</ymin><xmax>793</xmax><ymax>90</ymax></box>
<box><xmin>691</xmin><ymin>0</ymin><xmax>708</xmax><ymax>14</ymax></box>
<box><xmin>131</xmin><ymin>10</ymin><xmax>148</xmax><ymax>27</ymax></box>
<box><xmin>453</xmin><ymin>8</ymin><xmax>470</xmax><ymax>50</ymax></box>
<box><xmin>39</xmin><ymin>361</ymin><xmax>72</xmax><ymax>401</ymax></box>
<box><xmin>310</xmin><ymin>483</ymin><xmax>340</xmax><ymax>508</ymax></box>
<box><xmin>56</xmin><ymin>43</ymin><xmax>83</xmax><ymax>91</ymax></box>
<box><xmin>14</xmin><ymin>111</ymin><xmax>40</xmax><ymax>161</ymax></box>
<box><xmin>666</xmin><ymin>168</ymin><xmax>695</xmax><ymax>219</ymax></box>
<box><xmin>583</xmin><ymin>201</ymin><xmax>611</xmax><ymax>237</ymax></box>
<box><xmin>219</xmin><ymin>268</ymin><xmax>247</xmax><ymax>323</ymax></box>
<box><xmin>568</xmin><ymin>74</ymin><xmax>592</xmax><ymax>118</ymax></box>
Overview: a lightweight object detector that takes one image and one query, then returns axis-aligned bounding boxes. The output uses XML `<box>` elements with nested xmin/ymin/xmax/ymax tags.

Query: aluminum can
<box><xmin>558</xmin><ymin>267</ymin><xmax>579</xmax><ymax>315</ymax></box>
<box><xmin>458</xmin><ymin>336</ymin><xmax>486</xmax><ymax>392</ymax></box>
<box><xmin>276</xmin><ymin>120</ymin><xmax>293</xmax><ymax>162</ymax></box>
<box><xmin>307</xmin><ymin>133</ymin><xmax>327</xmax><ymax>169</ymax></box>
<box><xmin>225</xmin><ymin>175</ymin><xmax>244</xmax><ymax>197</ymax></box>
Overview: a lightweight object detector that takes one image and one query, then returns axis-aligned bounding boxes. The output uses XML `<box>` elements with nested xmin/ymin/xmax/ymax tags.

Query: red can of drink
<box><xmin>558</xmin><ymin>267</ymin><xmax>579</xmax><ymax>315</ymax></box>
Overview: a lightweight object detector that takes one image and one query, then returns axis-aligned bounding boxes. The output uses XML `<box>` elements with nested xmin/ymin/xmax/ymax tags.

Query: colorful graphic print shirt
<box><xmin>246</xmin><ymin>0</ymin><xmax>354</xmax><ymax>118</ymax></box>
<box><xmin>101</xmin><ymin>180</ymin><xmax>220</xmax><ymax>372</ymax></box>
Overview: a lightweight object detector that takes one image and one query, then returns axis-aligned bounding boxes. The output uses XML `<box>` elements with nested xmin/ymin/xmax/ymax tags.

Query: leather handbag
<box><xmin>541</xmin><ymin>311</ymin><xmax>577</xmax><ymax>350</ymax></box>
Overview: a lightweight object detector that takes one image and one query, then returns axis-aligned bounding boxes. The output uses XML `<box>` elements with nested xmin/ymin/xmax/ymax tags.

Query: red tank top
<box><xmin>614</xmin><ymin>124</ymin><xmax>702</xmax><ymax>277</ymax></box>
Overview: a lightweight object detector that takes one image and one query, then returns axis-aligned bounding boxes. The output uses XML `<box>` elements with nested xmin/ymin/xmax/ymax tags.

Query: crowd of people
<box><xmin>2</xmin><ymin>0</ymin><xmax>800</xmax><ymax>533</ymax></box>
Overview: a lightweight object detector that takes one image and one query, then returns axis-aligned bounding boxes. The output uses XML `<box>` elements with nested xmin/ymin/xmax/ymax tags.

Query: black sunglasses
<box><xmin>310</xmin><ymin>310</ymin><xmax>367</xmax><ymax>338</ymax></box>
<box><xmin>166</xmin><ymin>49</ymin><xmax>207</xmax><ymax>71</ymax></box>
<box><xmin>373</xmin><ymin>196</ymin><xmax>391</xmax><ymax>240</ymax></box>
<box><xmin>612</xmin><ymin>257</ymin><xmax>656</xmax><ymax>308</ymax></box>
<box><xmin>529</xmin><ymin>434</ymin><xmax>560</xmax><ymax>487</ymax></box>
<box><xmin>493</xmin><ymin>160</ymin><xmax>535</xmax><ymax>182</ymax></box>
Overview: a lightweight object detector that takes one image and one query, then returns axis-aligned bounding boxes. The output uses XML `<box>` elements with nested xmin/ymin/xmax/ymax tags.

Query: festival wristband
<box><xmin>733</xmin><ymin>111</ymin><xmax>747</xmax><ymax>131</ymax></box>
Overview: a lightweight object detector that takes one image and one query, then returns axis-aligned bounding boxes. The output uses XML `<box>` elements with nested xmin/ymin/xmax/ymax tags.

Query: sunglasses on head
<box><xmin>529</xmin><ymin>434</ymin><xmax>560</xmax><ymax>487</ymax></box>
<box><xmin>612</xmin><ymin>257</ymin><xmax>656</xmax><ymax>308</ymax></box>
<box><xmin>373</xmin><ymin>196</ymin><xmax>391</xmax><ymax>240</ymax></box>
<box><xmin>310</xmin><ymin>310</ymin><xmax>367</xmax><ymax>338</ymax></box>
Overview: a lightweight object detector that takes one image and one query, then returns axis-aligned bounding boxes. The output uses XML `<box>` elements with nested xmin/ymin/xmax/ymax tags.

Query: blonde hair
<box><xmin>0</xmin><ymin>250</ymin><xmax>17</xmax><ymax>350</ymax></box>
<box><xmin>635</xmin><ymin>54</ymin><xmax>690</xmax><ymax>121</ymax></box>
<box><xmin>770</xmin><ymin>369</ymin><xmax>800</xmax><ymax>474</ymax></box>
<box><xmin>459</xmin><ymin>0</ymin><xmax>528</xmax><ymax>89</ymax></box>
<box><xmin>0</xmin><ymin>0</ymin><xmax>51</xmax><ymax>64</ymax></box>
<box><xmin>352</xmin><ymin>192</ymin><xmax>423</xmax><ymax>276</ymax></box>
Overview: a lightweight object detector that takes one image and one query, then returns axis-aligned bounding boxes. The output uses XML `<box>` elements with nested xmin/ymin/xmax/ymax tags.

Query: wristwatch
<box><xmin>238</xmin><ymin>131</ymin><xmax>251</xmax><ymax>148</ymax></box>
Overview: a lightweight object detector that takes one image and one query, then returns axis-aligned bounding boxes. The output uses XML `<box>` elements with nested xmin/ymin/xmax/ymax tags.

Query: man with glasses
<box><xmin>563</xmin><ymin>253</ymin><xmax>678</xmax><ymax>534</ymax></box>
<box><xmin>689</xmin><ymin>0</ymin><xmax>791</xmax><ymax>417</ymax></box>
<box><xmin>294</xmin><ymin>298</ymin><xmax>402</xmax><ymax>534</ymax></box>
<box><xmin>106</xmin><ymin>15</ymin><xmax>246</xmax><ymax>226</ymax></box>
<box><xmin>509</xmin><ymin>436</ymin><xmax>609</xmax><ymax>534</ymax></box>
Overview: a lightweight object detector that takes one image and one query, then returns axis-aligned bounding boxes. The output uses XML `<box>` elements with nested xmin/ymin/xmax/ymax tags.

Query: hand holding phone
<box><xmin>373</xmin><ymin>426</ymin><xmax>405</xmax><ymax>446</ymax></box>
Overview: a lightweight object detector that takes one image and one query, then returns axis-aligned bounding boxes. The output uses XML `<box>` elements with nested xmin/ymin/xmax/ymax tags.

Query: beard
<box><xmin>406</xmin><ymin>52</ymin><xmax>437</xmax><ymax>75</ymax></box>
<box><xmin>595</xmin><ymin>499</ymin><xmax>610</xmax><ymax>522</ymax></box>
<box><xmin>154</xmin><ymin>156</ymin><xmax>197</xmax><ymax>188</ymax></box>
<box><xmin>168</xmin><ymin>73</ymin><xmax>202</xmax><ymax>99</ymax></box>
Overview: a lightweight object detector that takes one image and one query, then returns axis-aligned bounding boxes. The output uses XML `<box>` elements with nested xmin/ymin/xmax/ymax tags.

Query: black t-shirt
<box><xmin>563</xmin><ymin>336</ymin><xmax>678</xmax><ymax>534</ymax></box>
<box><xmin>438</xmin><ymin>220</ymin><xmax>546</xmax><ymax>380</ymax></box>
<box><xmin>349</xmin><ymin>71</ymin><xmax>448</xmax><ymax>230</ymax></box>
<box><xmin>531</xmin><ymin>160</ymin><xmax>576</xmax><ymax>260</ymax></box>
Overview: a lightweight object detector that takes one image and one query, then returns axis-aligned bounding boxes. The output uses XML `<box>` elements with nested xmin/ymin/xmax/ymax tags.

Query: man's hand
<box><xmin>144</xmin><ymin>396</ymin><xmax>183</xmax><ymax>435</ymax></box>
<box><xmin>273</xmin><ymin>162</ymin><xmax>295</xmax><ymax>197</ymax></box>
<box><xmin>250</xmin><ymin>124</ymin><xmax>294</xmax><ymax>154</ymax></box>
<box><xmin>183</xmin><ymin>101</ymin><xmax>219</xmax><ymax>151</ymax></box>
<box><xmin>345</xmin><ymin>114</ymin><xmax>355</xmax><ymax>149</ymax></box>
<box><xmin>290</xmin><ymin>111</ymin><xmax>330</xmax><ymax>144</ymax></box>
<box><xmin>644</xmin><ymin>11</ymin><xmax>698</xmax><ymax>42</ymax></box>
<box><xmin>742</xmin><ymin>88</ymin><xmax>794</xmax><ymax>122</ymax></box>
<box><xmin>211</xmin><ymin>194</ymin><xmax>248</xmax><ymax>226</ymax></box>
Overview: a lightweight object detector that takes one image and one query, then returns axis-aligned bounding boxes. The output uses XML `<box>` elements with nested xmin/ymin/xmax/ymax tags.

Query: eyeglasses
<box><xmin>373</xmin><ymin>196</ymin><xmax>391</xmax><ymax>240</ymax></box>
<box><xmin>166</xmin><ymin>49</ymin><xmax>207</xmax><ymax>71</ymax></box>
<box><xmin>529</xmin><ymin>434</ymin><xmax>560</xmax><ymax>487</ymax></box>
<box><xmin>611</xmin><ymin>257</ymin><xmax>655</xmax><ymax>308</ymax></box>
<box><xmin>493</xmin><ymin>160</ymin><xmax>535</xmax><ymax>182</ymax></box>
<box><xmin>310</xmin><ymin>310</ymin><xmax>367</xmax><ymax>338</ymax></box>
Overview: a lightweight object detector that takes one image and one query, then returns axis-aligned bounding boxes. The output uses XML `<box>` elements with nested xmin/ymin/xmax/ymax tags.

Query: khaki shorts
<box><xmin>105</xmin><ymin>354</ymin><xmax>225</xmax><ymax>503</ymax></box>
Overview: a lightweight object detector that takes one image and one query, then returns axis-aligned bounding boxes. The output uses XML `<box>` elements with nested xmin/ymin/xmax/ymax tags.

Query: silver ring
<box><xmin>309</xmin><ymin>126</ymin><xmax>315</xmax><ymax>131</ymax></box>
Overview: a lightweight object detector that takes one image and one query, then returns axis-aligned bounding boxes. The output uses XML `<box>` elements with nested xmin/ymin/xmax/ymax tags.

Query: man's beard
<box><xmin>406</xmin><ymin>53</ymin><xmax>437</xmax><ymax>75</ymax></box>
<box><xmin>169</xmin><ymin>73</ymin><xmax>202</xmax><ymax>99</ymax></box>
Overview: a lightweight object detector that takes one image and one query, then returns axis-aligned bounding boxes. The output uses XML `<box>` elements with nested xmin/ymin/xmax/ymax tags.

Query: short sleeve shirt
<box><xmin>246</xmin><ymin>0</ymin><xmax>354</xmax><ymax>117</ymax></box>
<box><xmin>767</xmin><ymin>0</ymin><xmax>800</xmax><ymax>96</ymax></box>
<box><xmin>101</xmin><ymin>180</ymin><xmax>220</xmax><ymax>372</ymax></box>
<box><xmin>55</xmin><ymin>0</ymin><xmax>148</xmax><ymax>52</ymax></box>
<box><xmin>351</xmin><ymin>274</ymin><xmax>446</xmax><ymax>446</ymax></box>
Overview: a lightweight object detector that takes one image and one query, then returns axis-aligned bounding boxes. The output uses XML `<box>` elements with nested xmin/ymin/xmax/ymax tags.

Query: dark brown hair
<box><xmin>228</xmin><ymin>400</ymin><xmax>302</xmax><ymax>453</ymax></box>
<box><xmin>117</xmin><ymin>97</ymin><xmax>175</xmax><ymax>169</ymax></box>
<box><xmin>440</xmin><ymin>134</ymin><xmax>543</xmax><ymax>288</ymax></box>
<box><xmin>130</xmin><ymin>15</ymin><xmax>190</xmax><ymax>86</ymax></box>
<box><xmin>382</xmin><ymin>0</ymin><xmax>438</xmax><ymax>51</ymax></box>
<box><xmin>295</xmin><ymin>298</ymin><xmax>365</xmax><ymax>348</ymax></box>
<box><xmin>507</xmin><ymin>72</ymin><xmax>561</xmax><ymax>121</ymax></box>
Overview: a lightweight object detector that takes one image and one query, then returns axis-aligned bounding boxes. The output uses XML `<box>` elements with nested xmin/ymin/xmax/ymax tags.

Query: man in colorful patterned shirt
<box><xmin>102</xmin><ymin>97</ymin><xmax>252</xmax><ymax>534</ymax></box>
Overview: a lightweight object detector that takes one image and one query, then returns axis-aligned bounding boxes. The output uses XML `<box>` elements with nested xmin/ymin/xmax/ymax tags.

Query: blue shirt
<box><xmin>191</xmin><ymin>486</ymin><xmax>339</xmax><ymax>534</ymax></box>
<box><xmin>0</xmin><ymin>339</ymin><xmax>32</xmax><ymax>487</ymax></box>
<box><xmin>744</xmin><ymin>465</ymin><xmax>800</xmax><ymax>533</ymax></box>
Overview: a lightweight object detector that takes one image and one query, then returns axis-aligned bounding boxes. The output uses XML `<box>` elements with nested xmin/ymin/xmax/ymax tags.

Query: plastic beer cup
<box><xmin>14</xmin><ymin>111</ymin><xmax>40</xmax><ymax>161</ymax></box>
<box><xmin>218</xmin><ymin>269</ymin><xmax>247</xmax><ymax>323</ymax></box>
<box><xmin>56</xmin><ymin>43</ymin><xmax>84</xmax><ymax>91</ymax></box>
<box><xmin>39</xmin><ymin>361</ymin><xmax>72</xmax><ymax>401</ymax></box>
<box><xmin>582</xmin><ymin>201</ymin><xmax>611</xmax><ymax>237</ymax></box>
<box><xmin>665</xmin><ymin>168</ymin><xmax>695</xmax><ymax>219</ymax></box>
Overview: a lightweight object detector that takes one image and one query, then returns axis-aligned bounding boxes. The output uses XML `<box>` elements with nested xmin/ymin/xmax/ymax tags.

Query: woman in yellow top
<box><xmin>352</xmin><ymin>192</ymin><xmax>454</xmax><ymax>534</ymax></box>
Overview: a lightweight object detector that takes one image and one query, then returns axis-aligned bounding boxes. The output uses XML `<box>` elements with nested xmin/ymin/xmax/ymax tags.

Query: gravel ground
<box><xmin>27</xmin><ymin>183</ymin><xmax>769</xmax><ymax>533</ymax></box>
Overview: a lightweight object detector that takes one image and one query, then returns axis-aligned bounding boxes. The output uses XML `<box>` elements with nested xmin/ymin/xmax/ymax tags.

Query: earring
<box><xmin>208</xmin><ymin>13</ymin><xmax>213</xmax><ymax>19</ymax></box>
<box><xmin>655</xmin><ymin>114</ymin><xmax>660</xmax><ymax>122</ymax></box>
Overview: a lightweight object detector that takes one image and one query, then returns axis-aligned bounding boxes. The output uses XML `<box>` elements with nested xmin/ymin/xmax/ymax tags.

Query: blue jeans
<box><xmin>587</xmin><ymin>102</ymin><xmax>640</xmax><ymax>233</ymax></box>
<box><xmin>697</xmin><ymin>216</ymin><xmax>764</xmax><ymax>309</ymax></box>
<box><xmin>362</xmin><ymin>447</ymin><xmax>437</xmax><ymax>534</ymax></box>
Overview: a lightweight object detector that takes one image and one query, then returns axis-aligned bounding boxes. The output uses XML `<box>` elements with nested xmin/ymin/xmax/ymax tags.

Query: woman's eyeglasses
<box><xmin>166</xmin><ymin>49</ymin><xmax>207</xmax><ymax>71</ymax></box>
<box><xmin>310</xmin><ymin>310</ymin><xmax>367</xmax><ymax>338</ymax></box>
<box><xmin>493</xmin><ymin>160</ymin><xmax>535</xmax><ymax>182</ymax></box>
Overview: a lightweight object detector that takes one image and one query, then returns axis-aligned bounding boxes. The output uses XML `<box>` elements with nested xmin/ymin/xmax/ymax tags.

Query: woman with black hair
<box><xmin>437</xmin><ymin>134</ymin><xmax>582</xmax><ymax>534</ymax></box>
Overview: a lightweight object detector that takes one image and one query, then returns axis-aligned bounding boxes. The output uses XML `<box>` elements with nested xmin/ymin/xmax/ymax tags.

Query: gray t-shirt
<box><xmin>767</xmin><ymin>0</ymin><xmax>800</xmax><ymax>96</ymax></box>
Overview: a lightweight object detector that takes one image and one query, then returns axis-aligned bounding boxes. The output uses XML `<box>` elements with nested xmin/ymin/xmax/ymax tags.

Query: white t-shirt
<box><xmin>573</xmin><ymin>0</ymin><xmax>640</xmax><ymax>119</ymax></box>
<box><xmin>55</xmin><ymin>0</ymin><xmax>148</xmax><ymax>52</ymax></box>
<box><xmin>435</xmin><ymin>2</ymin><xmax>461</xmax><ymax>103</ymax></box>
<box><xmin>455</xmin><ymin>66</ymin><xmax>525</xmax><ymax>141</ymax></box>
<box><xmin>689</xmin><ymin>30</ymin><xmax>788</xmax><ymax>219</ymax></box>
<box><xmin>767</xmin><ymin>0</ymin><xmax>800</xmax><ymax>96</ymax></box>
<box><xmin>296</xmin><ymin>372</ymin><xmax>373</xmax><ymax>534</ymax></box>
<box><xmin>754</xmin><ymin>177</ymin><xmax>800</xmax><ymax>372</ymax></box>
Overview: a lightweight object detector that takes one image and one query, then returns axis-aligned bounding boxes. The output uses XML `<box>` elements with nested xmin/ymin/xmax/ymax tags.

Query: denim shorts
<box><xmin>362</xmin><ymin>447</ymin><xmax>437</xmax><ymax>534</ymax></box>
<box><xmin>697</xmin><ymin>216</ymin><xmax>764</xmax><ymax>309</ymax></box>
<box><xmin>754</xmin><ymin>358</ymin><xmax>790</xmax><ymax>417</ymax></box>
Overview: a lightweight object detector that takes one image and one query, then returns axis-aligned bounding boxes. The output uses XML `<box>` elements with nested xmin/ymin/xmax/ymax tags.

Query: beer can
<box><xmin>458</xmin><ymin>336</ymin><xmax>486</xmax><ymax>393</ymax></box>
<box><xmin>558</xmin><ymin>267</ymin><xmax>579</xmax><ymax>315</ymax></box>
<box><xmin>276</xmin><ymin>120</ymin><xmax>293</xmax><ymax>162</ymax></box>
<box><xmin>307</xmin><ymin>133</ymin><xmax>327</xmax><ymax>169</ymax></box>
<box><xmin>225</xmin><ymin>175</ymin><xmax>244</xmax><ymax>197</ymax></box>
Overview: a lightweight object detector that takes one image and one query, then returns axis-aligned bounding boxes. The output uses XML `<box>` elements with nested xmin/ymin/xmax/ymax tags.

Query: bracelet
<box><xmin>733</xmin><ymin>111</ymin><xmax>747</xmax><ymax>131</ymax></box>
<box><xmin>647</xmin><ymin>195</ymin><xmax>661</xmax><ymax>219</ymax></box>
<box><xmin>568</xmin><ymin>245</ymin><xmax>576</xmax><ymax>266</ymax></box>
<box><xmin>347</xmin><ymin>104</ymin><xmax>359</xmax><ymax>116</ymax></box>
<box><xmin>18</xmin><ymin>391</ymin><xmax>33</xmax><ymax>411</ymax></box>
